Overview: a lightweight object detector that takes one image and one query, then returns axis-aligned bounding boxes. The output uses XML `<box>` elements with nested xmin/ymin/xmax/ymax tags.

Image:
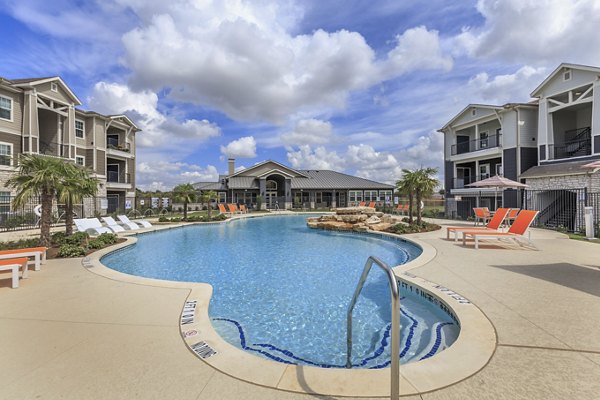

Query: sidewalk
<box><xmin>0</xmin><ymin>220</ymin><xmax>598</xmax><ymax>399</ymax></box>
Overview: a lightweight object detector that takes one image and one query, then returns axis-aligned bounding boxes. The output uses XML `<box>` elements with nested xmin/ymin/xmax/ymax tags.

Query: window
<box><xmin>218</xmin><ymin>192</ymin><xmax>226</xmax><ymax>203</ymax></box>
<box><xmin>364</xmin><ymin>190</ymin><xmax>378</xmax><ymax>201</ymax></box>
<box><xmin>349</xmin><ymin>190</ymin><xmax>363</xmax><ymax>203</ymax></box>
<box><xmin>479</xmin><ymin>131</ymin><xmax>489</xmax><ymax>149</ymax></box>
<box><xmin>496</xmin><ymin>164</ymin><xmax>503</xmax><ymax>176</ymax></box>
<box><xmin>0</xmin><ymin>191</ymin><xmax>10</xmax><ymax>215</ymax></box>
<box><xmin>0</xmin><ymin>143</ymin><xmax>12</xmax><ymax>166</ymax></box>
<box><xmin>479</xmin><ymin>164</ymin><xmax>490</xmax><ymax>180</ymax></box>
<box><xmin>107</xmin><ymin>134</ymin><xmax>119</xmax><ymax>148</ymax></box>
<box><xmin>75</xmin><ymin>120</ymin><xmax>84</xmax><ymax>139</ymax></box>
<box><xmin>51</xmin><ymin>82</ymin><xmax>58</xmax><ymax>92</ymax></box>
<box><xmin>0</xmin><ymin>96</ymin><xmax>12</xmax><ymax>121</ymax></box>
<box><xmin>75</xmin><ymin>156</ymin><xmax>85</xmax><ymax>166</ymax></box>
<box><xmin>563</xmin><ymin>69</ymin><xmax>571</xmax><ymax>81</ymax></box>
<box><xmin>379</xmin><ymin>190</ymin><xmax>393</xmax><ymax>203</ymax></box>
<box><xmin>471</xmin><ymin>109</ymin><xmax>476</xmax><ymax>116</ymax></box>
<box><xmin>266</xmin><ymin>180</ymin><xmax>277</xmax><ymax>190</ymax></box>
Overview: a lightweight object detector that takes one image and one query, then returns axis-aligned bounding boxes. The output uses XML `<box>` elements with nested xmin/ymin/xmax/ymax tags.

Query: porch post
<box><xmin>331</xmin><ymin>190</ymin><xmax>337</xmax><ymax>208</ymax></box>
<box><xmin>259</xmin><ymin>178</ymin><xmax>266</xmax><ymax>210</ymax></box>
<box><xmin>284</xmin><ymin>179</ymin><xmax>292</xmax><ymax>210</ymax></box>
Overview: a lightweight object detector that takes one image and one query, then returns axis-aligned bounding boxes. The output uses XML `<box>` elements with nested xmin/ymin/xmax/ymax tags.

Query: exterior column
<box><xmin>310</xmin><ymin>191</ymin><xmax>315</xmax><ymax>209</ymax></box>
<box><xmin>284</xmin><ymin>179</ymin><xmax>292</xmax><ymax>210</ymax></box>
<box><xmin>259</xmin><ymin>178</ymin><xmax>266</xmax><ymax>210</ymax></box>
<box><xmin>331</xmin><ymin>190</ymin><xmax>337</xmax><ymax>208</ymax></box>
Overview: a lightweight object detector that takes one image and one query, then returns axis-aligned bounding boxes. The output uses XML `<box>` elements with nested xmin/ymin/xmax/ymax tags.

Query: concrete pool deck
<box><xmin>0</xmin><ymin>218</ymin><xmax>599</xmax><ymax>399</ymax></box>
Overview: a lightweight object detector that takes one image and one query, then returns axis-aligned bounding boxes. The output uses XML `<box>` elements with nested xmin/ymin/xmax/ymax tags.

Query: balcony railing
<box><xmin>107</xmin><ymin>141</ymin><xmax>131</xmax><ymax>153</ymax></box>
<box><xmin>107</xmin><ymin>171</ymin><xmax>131</xmax><ymax>184</ymax></box>
<box><xmin>549</xmin><ymin>137</ymin><xmax>591</xmax><ymax>160</ymax></box>
<box><xmin>453</xmin><ymin>174</ymin><xmax>493</xmax><ymax>189</ymax></box>
<box><xmin>451</xmin><ymin>133</ymin><xmax>502</xmax><ymax>156</ymax></box>
<box><xmin>39</xmin><ymin>141</ymin><xmax>69</xmax><ymax>158</ymax></box>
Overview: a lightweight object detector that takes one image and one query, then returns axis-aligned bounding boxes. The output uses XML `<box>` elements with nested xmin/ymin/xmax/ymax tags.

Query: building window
<box><xmin>75</xmin><ymin>120</ymin><xmax>84</xmax><ymax>138</ymax></box>
<box><xmin>364</xmin><ymin>190</ymin><xmax>378</xmax><ymax>201</ymax></box>
<box><xmin>0</xmin><ymin>96</ymin><xmax>12</xmax><ymax>121</ymax></box>
<box><xmin>266</xmin><ymin>180</ymin><xmax>277</xmax><ymax>190</ymax></box>
<box><xmin>0</xmin><ymin>143</ymin><xmax>12</xmax><ymax>166</ymax></box>
<box><xmin>218</xmin><ymin>192</ymin><xmax>227</xmax><ymax>203</ymax></box>
<box><xmin>479</xmin><ymin>164</ymin><xmax>490</xmax><ymax>180</ymax></box>
<box><xmin>75</xmin><ymin>156</ymin><xmax>85</xmax><ymax>166</ymax></box>
<box><xmin>379</xmin><ymin>190</ymin><xmax>392</xmax><ymax>203</ymax></box>
<box><xmin>471</xmin><ymin>109</ymin><xmax>476</xmax><ymax>116</ymax></box>
<box><xmin>563</xmin><ymin>69</ymin><xmax>571</xmax><ymax>81</ymax></box>
<box><xmin>349</xmin><ymin>190</ymin><xmax>363</xmax><ymax>203</ymax></box>
<box><xmin>496</xmin><ymin>164</ymin><xmax>503</xmax><ymax>176</ymax></box>
<box><xmin>51</xmin><ymin>82</ymin><xmax>58</xmax><ymax>92</ymax></box>
<box><xmin>107</xmin><ymin>134</ymin><xmax>119</xmax><ymax>148</ymax></box>
<box><xmin>0</xmin><ymin>191</ymin><xmax>10</xmax><ymax>214</ymax></box>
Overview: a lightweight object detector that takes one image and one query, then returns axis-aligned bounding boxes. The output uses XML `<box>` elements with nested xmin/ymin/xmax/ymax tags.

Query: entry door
<box><xmin>479</xmin><ymin>131</ymin><xmax>489</xmax><ymax>149</ymax></box>
<box><xmin>479</xmin><ymin>164</ymin><xmax>490</xmax><ymax>180</ymax></box>
<box><xmin>107</xmin><ymin>194</ymin><xmax>119</xmax><ymax>213</ymax></box>
<box><xmin>456</xmin><ymin>167</ymin><xmax>471</xmax><ymax>187</ymax></box>
<box><xmin>265</xmin><ymin>191</ymin><xmax>278</xmax><ymax>207</ymax></box>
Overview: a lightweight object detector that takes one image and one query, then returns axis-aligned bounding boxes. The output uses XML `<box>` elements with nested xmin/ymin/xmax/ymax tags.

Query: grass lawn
<box><xmin>568</xmin><ymin>233</ymin><xmax>600</xmax><ymax>244</ymax></box>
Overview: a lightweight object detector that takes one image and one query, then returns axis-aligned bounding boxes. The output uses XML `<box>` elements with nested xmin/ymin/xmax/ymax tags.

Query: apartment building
<box><xmin>0</xmin><ymin>76</ymin><xmax>140</xmax><ymax>215</ymax></box>
<box><xmin>439</xmin><ymin>102</ymin><xmax>538</xmax><ymax>217</ymax></box>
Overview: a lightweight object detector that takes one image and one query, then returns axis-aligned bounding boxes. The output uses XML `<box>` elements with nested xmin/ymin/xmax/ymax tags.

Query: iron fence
<box><xmin>0</xmin><ymin>196</ymin><xmax>87</xmax><ymax>232</ymax></box>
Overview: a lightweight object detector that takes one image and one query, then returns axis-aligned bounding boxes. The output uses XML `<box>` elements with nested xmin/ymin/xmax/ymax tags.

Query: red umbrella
<box><xmin>466</xmin><ymin>175</ymin><xmax>528</xmax><ymax>209</ymax></box>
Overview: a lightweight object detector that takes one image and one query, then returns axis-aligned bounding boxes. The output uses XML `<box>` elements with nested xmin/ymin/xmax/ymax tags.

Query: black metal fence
<box><xmin>523</xmin><ymin>188</ymin><xmax>599</xmax><ymax>232</ymax></box>
<box><xmin>0</xmin><ymin>195</ymin><xmax>87</xmax><ymax>232</ymax></box>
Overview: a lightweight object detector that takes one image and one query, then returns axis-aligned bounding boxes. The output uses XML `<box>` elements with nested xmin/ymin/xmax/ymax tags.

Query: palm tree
<box><xmin>58</xmin><ymin>163</ymin><xmax>99</xmax><ymax>235</ymax></box>
<box><xmin>172</xmin><ymin>183</ymin><xmax>197</xmax><ymax>220</ymax></box>
<box><xmin>413</xmin><ymin>167</ymin><xmax>439</xmax><ymax>224</ymax></box>
<box><xmin>7</xmin><ymin>154</ymin><xmax>67</xmax><ymax>247</ymax></box>
<box><xmin>199</xmin><ymin>190</ymin><xmax>217</xmax><ymax>220</ymax></box>
<box><xmin>396</xmin><ymin>169</ymin><xmax>417</xmax><ymax>224</ymax></box>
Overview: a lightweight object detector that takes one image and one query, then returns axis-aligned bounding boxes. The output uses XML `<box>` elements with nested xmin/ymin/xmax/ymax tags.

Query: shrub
<box><xmin>96</xmin><ymin>233</ymin><xmax>118</xmax><ymax>245</ymax></box>
<box><xmin>62</xmin><ymin>232</ymin><xmax>89</xmax><ymax>246</ymax></box>
<box><xmin>387</xmin><ymin>220</ymin><xmax>441</xmax><ymax>234</ymax></box>
<box><xmin>87</xmin><ymin>238</ymin><xmax>105</xmax><ymax>249</ymax></box>
<box><xmin>57</xmin><ymin>244</ymin><xmax>86</xmax><ymax>258</ymax></box>
<box><xmin>51</xmin><ymin>231</ymin><xmax>66</xmax><ymax>245</ymax></box>
<box><xmin>0</xmin><ymin>238</ymin><xmax>41</xmax><ymax>250</ymax></box>
<box><xmin>158</xmin><ymin>216</ymin><xmax>169</xmax><ymax>222</ymax></box>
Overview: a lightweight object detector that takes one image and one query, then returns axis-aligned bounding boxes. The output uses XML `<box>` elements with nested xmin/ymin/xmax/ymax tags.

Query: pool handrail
<box><xmin>346</xmin><ymin>255</ymin><xmax>400</xmax><ymax>400</ymax></box>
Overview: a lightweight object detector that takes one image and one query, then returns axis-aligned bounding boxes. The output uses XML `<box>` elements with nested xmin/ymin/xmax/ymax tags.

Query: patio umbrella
<box><xmin>581</xmin><ymin>160</ymin><xmax>600</xmax><ymax>172</ymax></box>
<box><xmin>466</xmin><ymin>175</ymin><xmax>528</xmax><ymax>210</ymax></box>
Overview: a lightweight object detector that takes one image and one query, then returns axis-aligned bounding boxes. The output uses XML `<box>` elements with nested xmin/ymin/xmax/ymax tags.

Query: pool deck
<box><xmin>0</xmin><ymin>217</ymin><xmax>599</xmax><ymax>399</ymax></box>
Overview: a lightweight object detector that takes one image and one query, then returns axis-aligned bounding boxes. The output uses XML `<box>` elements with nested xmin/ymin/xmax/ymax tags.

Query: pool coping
<box><xmin>85</xmin><ymin>213</ymin><xmax>496</xmax><ymax>397</ymax></box>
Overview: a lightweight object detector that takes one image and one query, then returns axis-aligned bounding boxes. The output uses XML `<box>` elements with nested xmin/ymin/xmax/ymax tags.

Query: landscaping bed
<box><xmin>385</xmin><ymin>218</ymin><xmax>441</xmax><ymax>234</ymax></box>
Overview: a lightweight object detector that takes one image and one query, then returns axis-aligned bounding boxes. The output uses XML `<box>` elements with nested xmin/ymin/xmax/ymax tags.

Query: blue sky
<box><xmin>1</xmin><ymin>0</ymin><xmax>600</xmax><ymax>190</ymax></box>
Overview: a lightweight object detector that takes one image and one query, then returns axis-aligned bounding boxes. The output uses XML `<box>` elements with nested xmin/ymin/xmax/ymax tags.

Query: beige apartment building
<box><xmin>0</xmin><ymin>76</ymin><xmax>139</xmax><ymax>215</ymax></box>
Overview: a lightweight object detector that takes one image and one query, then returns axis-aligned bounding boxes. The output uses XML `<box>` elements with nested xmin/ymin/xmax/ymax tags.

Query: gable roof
<box><xmin>530</xmin><ymin>63</ymin><xmax>600</xmax><ymax>98</ymax></box>
<box><xmin>439</xmin><ymin>104</ymin><xmax>503</xmax><ymax>131</ymax></box>
<box><xmin>291</xmin><ymin>170</ymin><xmax>394</xmax><ymax>190</ymax></box>
<box><xmin>229</xmin><ymin>159</ymin><xmax>308</xmax><ymax>178</ymax></box>
<box><xmin>10</xmin><ymin>76</ymin><xmax>82</xmax><ymax>105</ymax></box>
<box><xmin>108</xmin><ymin>115</ymin><xmax>140</xmax><ymax>131</ymax></box>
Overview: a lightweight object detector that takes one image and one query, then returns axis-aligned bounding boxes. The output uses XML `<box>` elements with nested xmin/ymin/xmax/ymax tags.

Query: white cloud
<box><xmin>286</xmin><ymin>145</ymin><xmax>345</xmax><ymax>170</ymax></box>
<box><xmin>220</xmin><ymin>136</ymin><xmax>257</xmax><ymax>158</ymax></box>
<box><xmin>136</xmin><ymin>161</ymin><xmax>219</xmax><ymax>191</ymax></box>
<box><xmin>118</xmin><ymin>0</ymin><xmax>453</xmax><ymax>123</ymax></box>
<box><xmin>454</xmin><ymin>0</ymin><xmax>600</xmax><ymax>65</ymax></box>
<box><xmin>467</xmin><ymin>66</ymin><xmax>547</xmax><ymax>104</ymax></box>
<box><xmin>88</xmin><ymin>82</ymin><xmax>221</xmax><ymax>150</ymax></box>
<box><xmin>281</xmin><ymin>119</ymin><xmax>333</xmax><ymax>146</ymax></box>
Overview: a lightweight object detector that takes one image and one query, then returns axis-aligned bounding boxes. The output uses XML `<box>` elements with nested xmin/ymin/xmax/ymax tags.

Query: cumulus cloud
<box><xmin>454</xmin><ymin>0</ymin><xmax>600</xmax><ymax>65</ymax></box>
<box><xmin>467</xmin><ymin>65</ymin><xmax>547</xmax><ymax>103</ymax></box>
<box><xmin>136</xmin><ymin>161</ymin><xmax>219</xmax><ymax>191</ymax></box>
<box><xmin>280</xmin><ymin>119</ymin><xmax>333</xmax><ymax>146</ymax></box>
<box><xmin>220</xmin><ymin>136</ymin><xmax>257</xmax><ymax>158</ymax></box>
<box><xmin>88</xmin><ymin>82</ymin><xmax>221</xmax><ymax>150</ymax></box>
<box><xmin>286</xmin><ymin>145</ymin><xmax>345</xmax><ymax>170</ymax></box>
<box><xmin>118</xmin><ymin>0</ymin><xmax>453</xmax><ymax>123</ymax></box>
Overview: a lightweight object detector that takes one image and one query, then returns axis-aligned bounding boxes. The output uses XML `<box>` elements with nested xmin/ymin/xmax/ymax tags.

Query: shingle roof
<box><xmin>520</xmin><ymin>159</ymin><xmax>598</xmax><ymax>179</ymax></box>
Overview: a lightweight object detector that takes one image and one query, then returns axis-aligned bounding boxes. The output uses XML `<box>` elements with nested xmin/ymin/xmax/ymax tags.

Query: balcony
<box><xmin>39</xmin><ymin>141</ymin><xmax>69</xmax><ymax>158</ymax></box>
<box><xmin>548</xmin><ymin>127</ymin><xmax>591</xmax><ymax>160</ymax></box>
<box><xmin>452</xmin><ymin>174</ymin><xmax>498</xmax><ymax>189</ymax></box>
<box><xmin>451</xmin><ymin>134</ymin><xmax>502</xmax><ymax>156</ymax></box>
<box><xmin>107</xmin><ymin>171</ymin><xmax>131</xmax><ymax>184</ymax></box>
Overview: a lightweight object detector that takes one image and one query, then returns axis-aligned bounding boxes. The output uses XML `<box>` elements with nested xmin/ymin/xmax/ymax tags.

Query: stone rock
<box><xmin>366</xmin><ymin>216</ymin><xmax>381</xmax><ymax>225</ymax></box>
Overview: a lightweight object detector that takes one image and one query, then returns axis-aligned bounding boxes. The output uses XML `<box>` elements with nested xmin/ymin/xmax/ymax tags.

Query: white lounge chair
<box><xmin>74</xmin><ymin>218</ymin><xmax>112</xmax><ymax>235</ymax></box>
<box><xmin>114</xmin><ymin>215</ymin><xmax>140</xmax><ymax>230</ymax></box>
<box><xmin>101</xmin><ymin>217</ymin><xmax>127</xmax><ymax>233</ymax></box>
<box><xmin>118</xmin><ymin>215</ymin><xmax>152</xmax><ymax>228</ymax></box>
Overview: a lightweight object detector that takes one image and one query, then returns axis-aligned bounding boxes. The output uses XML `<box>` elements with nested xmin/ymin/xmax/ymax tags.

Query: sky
<box><xmin>1</xmin><ymin>0</ymin><xmax>600</xmax><ymax>190</ymax></box>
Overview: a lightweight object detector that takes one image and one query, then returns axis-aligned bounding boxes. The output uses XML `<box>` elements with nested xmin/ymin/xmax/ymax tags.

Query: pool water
<box><xmin>102</xmin><ymin>215</ymin><xmax>459</xmax><ymax>368</ymax></box>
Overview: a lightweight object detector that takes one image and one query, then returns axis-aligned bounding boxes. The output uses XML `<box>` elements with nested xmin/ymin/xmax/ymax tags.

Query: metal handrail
<box><xmin>346</xmin><ymin>256</ymin><xmax>400</xmax><ymax>400</ymax></box>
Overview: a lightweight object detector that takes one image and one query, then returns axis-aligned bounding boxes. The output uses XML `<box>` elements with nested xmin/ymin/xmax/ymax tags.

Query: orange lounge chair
<box><xmin>0</xmin><ymin>247</ymin><xmax>47</xmax><ymax>271</ymax></box>
<box><xmin>358</xmin><ymin>201</ymin><xmax>366</xmax><ymax>207</ymax></box>
<box><xmin>462</xmin><ymin>210</ymin><xmax>539</xmax><ymax>249</ymax></box>
<box><xmin>239</xmin><ymin>204</ymin><xmax>247</xmax><ymax>213</ymax></box>
<box><xmin>228</xmin><ymin>204</ymin><xmax>242</xmax><ymax>214</ymax></box>
<box><xmin>0</xmin><ymin>257</ymin><xmax>29</xmax><ymax>288</ymax></box>
<box><xmin>446</xmin><ymin>208</ymin><xmax>510</xmax><ymax>242</ymax></box>
<box><xmin>218</xmin><ymin>203</ymin><xmax>229</xmax><ymax>214</ymax></box>
<box><xmin>368</xmin><ymin>202</ymin><xmax>376</xmax><ymax>208</ymax></box>
<box><xmin>473</xmin><ymin>207</ymin><xmax>491</xmax><ymax>226</ymax></box>
<box><xmin>505</xmin><ymin>208</ymin><xmax>519</xmax><ymax>225</ymax></box>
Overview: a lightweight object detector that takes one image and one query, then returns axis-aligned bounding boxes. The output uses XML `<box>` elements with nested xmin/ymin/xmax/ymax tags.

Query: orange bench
<box><xmin>0</xmin><ymin>258</ymin><xmax>29</xmax><ymax>288</ymax></box>
<box><xmin>0</xmin><ymin>247</ymin><xmax>47</xmax><ymax>271</ymax></box>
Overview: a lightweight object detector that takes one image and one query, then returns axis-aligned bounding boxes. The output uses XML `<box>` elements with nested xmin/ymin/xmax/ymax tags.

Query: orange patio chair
<box><xmin>473</xmin><ymin>207</ymin><xmax>491</xmax><ymax>226</ymax></box>
<box><xmin>218</xmin><ymin>203</ymin><xmax>229</xmax><ymax>214</ymax></box>
<box><xmin>228</xmin><ymin>204</ymin><xmax>242</xmax><ymax>214</ymax></box>
<box><xmin>239</xmin><ymin>204</ymin><xmax>247</xmax><ymax>213</ymax></box>
<box><xmin>368</xmin><ymin>201</ymin><xmax>376</xmax><ymax>208</ymax></box>
<box><xmin>446</xmin><ymin>208</ymin><xmax>510</xmax><ymax>242</ymax></box>
<box><xmin>359</xmin><ymin>201</ymin><xmax>366</xmax><ymax>207</ymax></box>
<box><xmin>505</xmin><ymin>208</ymin><xmax>519</xmax><ymax>225</ymax></box>
<box><xmin>462</xmin><ymin>210</ymin><xmax>539</xmax><ymax>249</ymax></box>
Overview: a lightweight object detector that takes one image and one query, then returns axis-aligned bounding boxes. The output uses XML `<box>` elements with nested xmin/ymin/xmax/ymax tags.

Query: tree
<box><xmin>396</xmin><ymin>169</ymin><xmax>417</xmax><ymax>224</ymax></box>
<box><xmin>413</xmin><ymin>167</ymin><xmax>439</xmax><ymax>224</ymax></box>
<box><xmin>58</xmin><ymin>163</ymin><xmax>99</xmax><ymax>235</ymax></box>
<box><xmin>172</xmin><ymin>183</ymin><xmax>197</xmax><ymax>220</ymax></box>
<box><xmin>199</xmin><ymin>190</ymin><xmax>217</xmax><ymax>220</ymax></box>
<box><xmin>7</xmin><ymin>154</ymin><xmax>67</xmax><ymax>247</ymax></box>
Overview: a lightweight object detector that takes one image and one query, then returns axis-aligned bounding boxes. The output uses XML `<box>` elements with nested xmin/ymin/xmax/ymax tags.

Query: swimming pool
<box><xmin>102</xmin><ymin>215</ymin><xmax>459</xmax><ymax>368</ymax></box>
